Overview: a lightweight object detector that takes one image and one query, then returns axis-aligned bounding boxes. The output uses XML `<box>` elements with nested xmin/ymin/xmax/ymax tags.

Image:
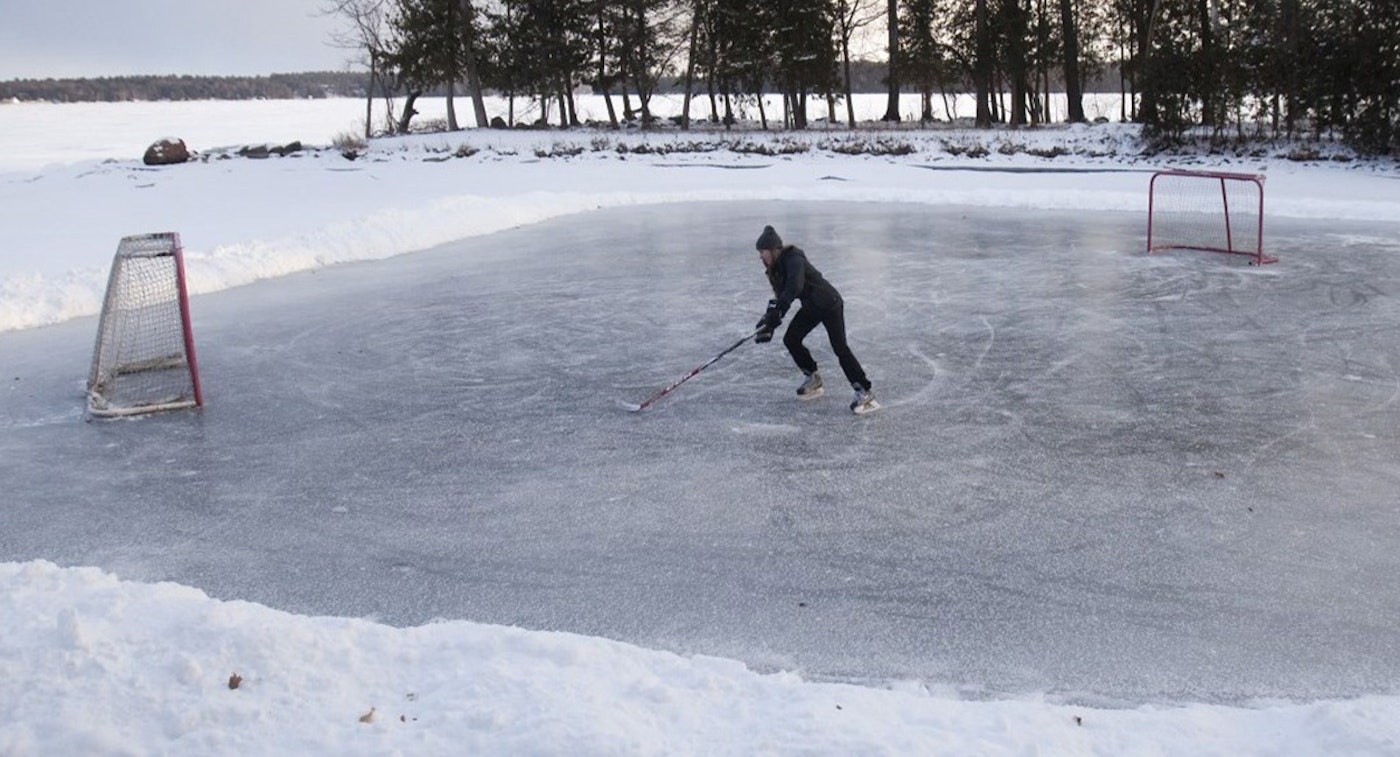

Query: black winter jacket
<box><xmin>766</xmin><ymin>245</ymin><xmax>842</xmax><ymax>316</ymax></box>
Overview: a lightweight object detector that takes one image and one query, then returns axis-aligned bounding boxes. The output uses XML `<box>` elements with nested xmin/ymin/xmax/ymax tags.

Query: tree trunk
<box><xmin>446</xmin><ymin>80</ymin><xmax>459</xmax><ymax>131</ymax></box>
<box><xmin>841</xmin><ymin>35</ymin><xmax>857</xmax><ymax>127</ymax></box>
<box><xmin>459</xmin><ymin>0</ymin><xmax>489</xmax><ymax>128</ymax></box>
<box><xmin>975</xmin><ymin>0</ymin><xmax>993</xmax><ymax>126</ymax></box>
<box><xmin>1059</xmin><ymin>0</ymin><xmax>1086</xmax><ymax>122</ymax></box>
<box><xmin>364</xmin><ymin>53</ymin><xmax>377</xmax><ymax>139</ymax></box>
<box><xmin>881</xmin><ymin>0</ymin><xmax>900</xmax><ymax>121</ymax></box>
<box><xmin>398</xmin><ymin>91</ymin><xmax>421</xmax><ymax>134</ymax></box>
<box><xmin>1136</xmin><ymin>0</ymin><xmax>1164</xmax><ymax>124</ymax></box>
<box><xmin>1198</xmin><ymin>0</ymin><xmax>1217</xmax><ymax>129</ymax></box>
<box><xmin>792</xmin><ymin>90</ymin><xmax>808</xmax><ymax>129</ymax></box>
<box><xmin>594</xmin><ymin>4</ymin><xmax>619</xmax><ymax>128</ymax></box>
<box><xmin>602</xmin><ymin>87</ymin><xmax>619</xmax><ymax>128</ymax></box>
<box><xmin>444</xmin><ymin>1</ymin><xmax>459</xmax><ymax>131</ymax></box>
<box><xmin>1005</xmin><ymin>0</ymin><xmax>1030</xmax><ymax>126</ymax></box>
<box><xmin>681</xmin><ymin>1</ymin><xmax>701</xmax><ymax>130</ymax></box>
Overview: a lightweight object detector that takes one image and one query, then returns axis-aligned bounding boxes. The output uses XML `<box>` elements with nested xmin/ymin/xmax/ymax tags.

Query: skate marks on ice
<box><xmin>0</xmin><ymin>404</ymin><xmax>86</xmax><ymax>430</ymax></box>
<box><xmin>6</xmin><ymin>202</ymin><xmax>1400</xmax><ymax>705</ymax></box>
<box><xmin>728</xmin><ymin>421</ymin><xmax>804</xmax><ymax>437</ymax></box>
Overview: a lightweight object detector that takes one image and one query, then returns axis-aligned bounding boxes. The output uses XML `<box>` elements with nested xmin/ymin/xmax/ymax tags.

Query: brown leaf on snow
<box><xmin>359</xmin><ymin>707</ymin><xmax>376</xmax><ymax>724</ymax></box>
<box><xmin>228</xmin><ymin>673</ymin><xmax>243</xmax><ymax>690</ymax></box>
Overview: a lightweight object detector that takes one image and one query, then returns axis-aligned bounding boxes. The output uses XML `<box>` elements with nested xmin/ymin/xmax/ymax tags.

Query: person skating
<box><xmin>753</xmin><ymin>225</ymin><xmax>878</xmax><ymax>415</ymax></box>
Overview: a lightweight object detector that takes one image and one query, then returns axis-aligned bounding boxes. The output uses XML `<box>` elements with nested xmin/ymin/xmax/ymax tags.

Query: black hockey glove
<box><xmin>760</xmin><ymin>299</ymin><xmax>783</xmax><ymax>329</ymax></box>
<box><xmin>754</xmin><ymin>300</ymin><xmax>782</xmax><ymax>343</ymax></box>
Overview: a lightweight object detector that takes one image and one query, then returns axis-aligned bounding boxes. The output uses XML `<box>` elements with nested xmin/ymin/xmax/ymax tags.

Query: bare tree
<box><xmin>322</xmin><ymin>0</ymin><xmax>395</xmax><ymax>138</ymax></box>
<box><xmin>833</xmin><ymin>0</ymin><xmax>882</xmax><ymax>127</ymax></box>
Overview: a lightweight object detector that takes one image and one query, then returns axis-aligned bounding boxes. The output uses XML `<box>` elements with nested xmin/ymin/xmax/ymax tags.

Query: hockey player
<box><xmin>753</xmin><ymin>225</ymin><xmax>878</xmax><ymax>415</ymax></box>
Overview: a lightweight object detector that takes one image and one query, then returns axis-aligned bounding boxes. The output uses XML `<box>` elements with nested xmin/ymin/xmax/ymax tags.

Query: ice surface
<box><xmin>3</xmin><ymin>201</ymin><xmax>1400</xmax><ymax>706</ymax></box>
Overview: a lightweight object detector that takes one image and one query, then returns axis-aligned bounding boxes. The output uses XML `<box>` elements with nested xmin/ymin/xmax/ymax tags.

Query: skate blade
<box><xmin>797</xmin><ymin>387</ymin><xmax>824</xmax><ymax>401</ymax></box>
<box><xmin>851</xmin><ymin>399</ymin><xmax>881</xmax><ymax>415</ymax></box>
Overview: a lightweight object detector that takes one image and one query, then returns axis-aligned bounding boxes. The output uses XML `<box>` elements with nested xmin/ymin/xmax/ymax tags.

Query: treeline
<box><xmin>322</xmin><ymin>0</ymin><xmax>1397</xmax><ymax>154</ymax></box>
<box><xmin>9</xmin><ymin>2</ymin><xmax>1397</xmax><ymax>155</ymax></box>
<box><xmin>0</xmin><ymin>72</ymin><xmax>370</xmax><ymax>102</ymax></box>
<box><xmin>0</xmin><ymin>61</ymin><xmax>1028</xmax><ymax>102</ymax></box>
<box><xmin>0</xmin><ymin>58</ymin><xmax>1116</xmax><ymax>106</ymax></box>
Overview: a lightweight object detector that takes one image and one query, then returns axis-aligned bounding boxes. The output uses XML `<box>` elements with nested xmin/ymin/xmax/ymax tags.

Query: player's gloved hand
<box><xmin>754</xmin><ymin>327</ymin><xmax>774</xmax><ymax>344</ymax></box>
<box><xmin>760</xmin><ymin>299</ymin><xmax>783</xmax><ymax>329</ymax></box>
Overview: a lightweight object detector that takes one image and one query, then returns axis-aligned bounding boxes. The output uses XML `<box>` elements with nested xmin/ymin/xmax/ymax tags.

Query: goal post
<box><xmin>1146</xmin><ymin>169</ymin><xmax>1275</xmax><ymax>265</ymax></box>
<box><xmin>87</xmin><ymin>232</ymin><xmax>204</xmax><ymax>417</ymax></box>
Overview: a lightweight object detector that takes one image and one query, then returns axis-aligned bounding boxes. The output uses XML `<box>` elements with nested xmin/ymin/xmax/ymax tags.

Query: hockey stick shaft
<box><xmin>631</xmin><ymin>328</ymin><xmax>762</xmax><ymax>412</ymax></box>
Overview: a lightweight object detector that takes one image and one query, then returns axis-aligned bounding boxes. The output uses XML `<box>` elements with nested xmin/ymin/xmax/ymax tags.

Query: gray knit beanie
<box><xmin>755</xmin><ymin>225</ymin><xmax>782</xmax><ymax>251</ymax></box>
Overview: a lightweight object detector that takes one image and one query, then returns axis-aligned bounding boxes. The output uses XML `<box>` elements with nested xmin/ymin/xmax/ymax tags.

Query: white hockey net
<box><xmin>1146</xmin><ymin>170</ymin><xmax>1275</xmax><ymax>265</ymax></box>
<box><xmin>87</xmin><ymin>232</ymin><xmax>203</xmax><ymax>417</ymax></box>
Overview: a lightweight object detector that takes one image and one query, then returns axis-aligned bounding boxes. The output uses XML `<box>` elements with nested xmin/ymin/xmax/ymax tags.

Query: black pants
<box><xmin>783</xmin><ymin>303</ymin><xmax>870</xmax><ymax>390</ymax></box>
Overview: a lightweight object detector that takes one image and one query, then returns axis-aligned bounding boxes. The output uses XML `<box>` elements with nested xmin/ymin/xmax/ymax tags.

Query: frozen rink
<box><xmin>3</xmin><ymin>200</ymin><xmax>1399</xmax><ymax>707</ymax></box>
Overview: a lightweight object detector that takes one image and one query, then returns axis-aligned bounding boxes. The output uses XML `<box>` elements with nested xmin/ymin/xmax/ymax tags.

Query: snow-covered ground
<box><xmin>2</xmin><ymin>96</ymin><xmax>1399</xmax><ymax>754</ymax></box>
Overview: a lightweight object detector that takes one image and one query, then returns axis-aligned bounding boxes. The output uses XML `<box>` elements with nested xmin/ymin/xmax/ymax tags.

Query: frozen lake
<box><xmin>3</xmin><ymin>201</ymin><xmax>1399</xmax><ymax>706</ymax></box>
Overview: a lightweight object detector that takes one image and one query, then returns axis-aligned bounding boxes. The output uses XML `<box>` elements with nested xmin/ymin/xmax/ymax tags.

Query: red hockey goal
<box><xmin>1146</xmin><ymin>169</ymin><xmax>1275</xmax><ymax>265</ymax></box>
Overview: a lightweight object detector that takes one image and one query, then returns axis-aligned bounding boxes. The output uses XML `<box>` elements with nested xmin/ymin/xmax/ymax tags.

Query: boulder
<box><xmin>143</xmin><ymin>137</ymin><xmax>190</xmax><ymax>165</ymax></box>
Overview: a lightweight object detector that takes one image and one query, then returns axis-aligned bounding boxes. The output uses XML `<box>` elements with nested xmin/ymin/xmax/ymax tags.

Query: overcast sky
<box><xmin>0</xmin><ymin>0</ymin><xmax>352</xmax><ymax>80</ymax></box>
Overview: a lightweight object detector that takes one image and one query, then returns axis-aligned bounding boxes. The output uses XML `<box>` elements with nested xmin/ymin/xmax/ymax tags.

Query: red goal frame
<box><xmin>1146</xmin><ymin>169</ymin><xmax>1275</xmax><ymax>266</ymax></box>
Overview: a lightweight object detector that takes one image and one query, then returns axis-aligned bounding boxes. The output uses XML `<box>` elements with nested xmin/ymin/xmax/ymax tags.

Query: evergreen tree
<box><xmin>771</xmin><ymin>0</ymin><xmax>839</xmax><ymax>128</ymax></box>
<box><xmin>898</xmin><ymin>0</ymin><xmax>950</xmax><ymax>122</ymax></box>
<box><xmin>385</xmin><ymin>0</ymin><xmax>465</xmax><ymax>132</ymax></box>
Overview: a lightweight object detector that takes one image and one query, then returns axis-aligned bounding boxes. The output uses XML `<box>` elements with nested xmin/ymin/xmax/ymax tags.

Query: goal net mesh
<box><xmin>87</xmin><ymin>233</ymin><xmax>203</xmax><ymax>417</ymax></box>
<box><xmin>1147</xmin><ymin>170</ymin><xmax>1274</xmax><ymax>265</ymax></box>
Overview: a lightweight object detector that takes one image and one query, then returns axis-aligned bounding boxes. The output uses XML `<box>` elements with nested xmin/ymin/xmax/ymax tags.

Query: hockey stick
<box><xmin>624</xmin><ymin>328</ymin><xmax>763</xmax><ymax>412</ymax></box>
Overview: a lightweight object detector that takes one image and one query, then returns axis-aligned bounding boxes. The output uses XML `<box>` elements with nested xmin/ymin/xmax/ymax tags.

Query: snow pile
<box><xmin>3</xmin><ymin>561</ymin><xmax>1397</xmax><ymax>755</ymax></box>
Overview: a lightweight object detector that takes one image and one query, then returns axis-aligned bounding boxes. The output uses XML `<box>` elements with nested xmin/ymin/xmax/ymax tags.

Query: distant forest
<box><xmin>0</xmin><ymin>72</ymin><xmax>372</xmax><ymax>103</ymax></box>
<box><xmin>0</xmin><ymin>61</ymin><xmax>1076</xmax><ymax>103</ymax></box>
